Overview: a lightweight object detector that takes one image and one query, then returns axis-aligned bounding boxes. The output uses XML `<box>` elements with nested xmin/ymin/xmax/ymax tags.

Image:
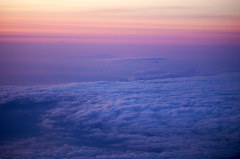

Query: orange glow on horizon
<box><xmin>0</xmin><ymin>0</ymin><xmax>240</xmax><ymax>45</ymax></box>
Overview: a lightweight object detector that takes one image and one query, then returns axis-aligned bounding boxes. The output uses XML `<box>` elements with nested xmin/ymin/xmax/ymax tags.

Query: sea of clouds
<box><xmin>0</xmin><ymin>72</ymin><xmax>240</xmax><ymax>159</ymax></box>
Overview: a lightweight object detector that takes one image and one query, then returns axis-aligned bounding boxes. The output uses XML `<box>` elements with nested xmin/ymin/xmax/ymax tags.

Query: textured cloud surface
<box><xmin>0</xmin><ymin>72</ymin><xmax>240</xmax><ymax>159</ymax></box>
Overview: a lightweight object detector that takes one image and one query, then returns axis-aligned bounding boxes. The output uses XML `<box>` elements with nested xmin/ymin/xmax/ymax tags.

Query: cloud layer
<box><xmin>0</xmin><ymin>72</ymin><xmax>240</xmax><ymax>159</ymax></box>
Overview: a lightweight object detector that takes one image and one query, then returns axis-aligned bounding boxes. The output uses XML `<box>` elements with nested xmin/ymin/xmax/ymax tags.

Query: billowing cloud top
<box><xmin>0</xmin><ymin>72</ymin><xmax>240</xmax><ymax>159</ymax></box>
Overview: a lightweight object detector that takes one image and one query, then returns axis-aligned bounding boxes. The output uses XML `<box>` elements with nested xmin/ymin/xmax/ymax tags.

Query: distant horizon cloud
<box><xmin>0</xmin><ymin>42</ymin><xmax>240</xmax><ymax>86</ymax></box>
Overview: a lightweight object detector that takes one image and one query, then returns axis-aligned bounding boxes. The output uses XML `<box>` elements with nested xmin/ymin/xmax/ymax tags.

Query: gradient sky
<box><xmin>1</xmin><ymin>0</ymin><xmax>240</xmax><ymax>45</ymax></box>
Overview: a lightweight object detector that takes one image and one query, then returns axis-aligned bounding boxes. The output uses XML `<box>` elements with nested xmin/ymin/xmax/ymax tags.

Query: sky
<box><xmin>0</xmin><ymin>0</ymin><xmax>240</xmax><ymax>45</ymax></box>
<box><xmin>0</xmin><ymin>0</ymin><xmax>240</xmax><ymax>86</ymax></box>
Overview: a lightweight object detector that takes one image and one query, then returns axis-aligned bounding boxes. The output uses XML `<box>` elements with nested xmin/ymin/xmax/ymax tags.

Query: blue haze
<box><xmin>1</xmin><ymin>43</ymin><xmax>240</xmax><ymax>86</ymax></box>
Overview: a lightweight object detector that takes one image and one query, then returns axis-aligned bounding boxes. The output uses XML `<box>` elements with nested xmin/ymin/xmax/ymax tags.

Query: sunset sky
<box><xmin>1</xmin><ymin>0</ymin><xmax>240</xmax><ymax>45</ymax></box>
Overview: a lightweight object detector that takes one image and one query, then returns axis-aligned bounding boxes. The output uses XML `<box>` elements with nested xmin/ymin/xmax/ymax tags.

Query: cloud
<box><xmin>115</xmin><ymin>57</ymin><xmax>166</xmax><ymax>63</ymax></box>
<box><xmin>83</xmin><ymin>54</ymin><xmax>117</xmax><ymax>59</ymax></box>
<box><xmin>0</xmin><ymin>72</ymin><xmax>240</xmax><ymax>158</ymax></box>
<box><xmin>83</xmin><ymin>6</ymin><xmax>199</xmax><ymax>14</ymax></box>
<box><xmin>113</xmin><ymin>57</ymin><xmax>167</xmax><ymax>70</ymax></box>
<box><xmin>73</xmin><ymin>6</ymin><xmax>240</xmax><ymax>21</ymax></box>
<box><xmin>130</xmin><ymin>67</ymin><xmax>197</xmax><ymax>81</ymax></box>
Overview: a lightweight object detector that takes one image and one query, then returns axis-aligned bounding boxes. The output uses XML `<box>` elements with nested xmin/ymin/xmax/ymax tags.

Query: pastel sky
<box><xmin>0</xmin><ymin>0</ymin><xmax>240</xmax><ymax>44</ymax></box>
